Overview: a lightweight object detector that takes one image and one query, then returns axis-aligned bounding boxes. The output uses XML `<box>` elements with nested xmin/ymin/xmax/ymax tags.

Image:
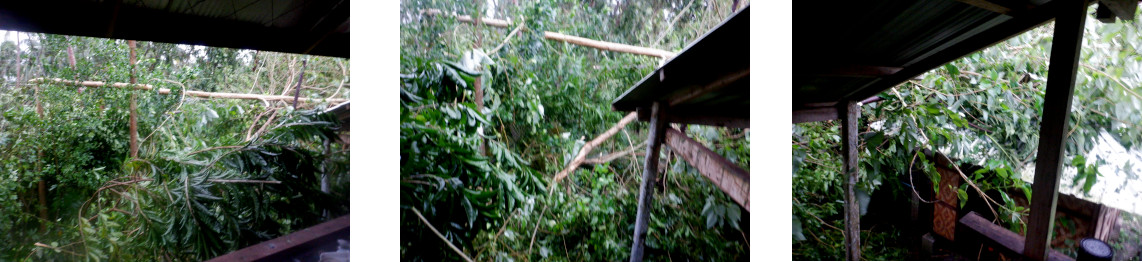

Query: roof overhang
<box><xmin>792</xmin><ymin>0</ymin><xmax>1137</xmax><ymax>122</ymax></box>
<box><xmin>611</xmin><ymin>6</ymin><xmax>749</xmax><ymax>129</ymax></box>
<box><xmin>0</xmin><ymin>0</ymin><xmax>348</xmax><ymax>58</ymax></box>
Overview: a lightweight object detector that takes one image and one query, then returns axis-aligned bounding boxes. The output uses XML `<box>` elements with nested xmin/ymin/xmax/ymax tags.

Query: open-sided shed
<box><xmin>794</xmin><ymin>0</ymin><xmax>1137</xmax><ymax>260</ymax></box>
<box><xmin>611</xmin><ymin>6</ymin><xmax>750</xmax><ymax>262</ymax></box>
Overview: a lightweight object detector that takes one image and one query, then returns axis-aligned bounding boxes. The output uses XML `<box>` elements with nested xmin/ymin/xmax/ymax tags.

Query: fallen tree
<box><xmin>29</xmin><ymin>78</ymin><xmax>349</xmax><ymax>105</ymax></box>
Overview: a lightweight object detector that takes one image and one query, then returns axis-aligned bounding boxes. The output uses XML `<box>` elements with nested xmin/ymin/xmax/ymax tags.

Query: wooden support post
<box><xmin>630</xmin><ymin>102</ymin><xmax>667</xmax><ymax>262</ymax></box>
<box><xmin>840</xmin><ymin>100</ymin><xmax>861</xmax><ymax>261</ymax></box>
<box><xmin>1024</xmin><ymin>1</ymin><xmax>1088</xmax><ymax>260</ymax></box>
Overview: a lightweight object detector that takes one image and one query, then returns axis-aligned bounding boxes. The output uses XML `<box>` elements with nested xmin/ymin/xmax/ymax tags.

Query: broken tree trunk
<box><xmin>29</xmin><ymin>78</ymin><xmax>348</xmax><ymax>104</ymax></box>
<box><xmin>552</xmin><ymin>112</ymin><xmax>638</xmax><ymax>184</ymax></box>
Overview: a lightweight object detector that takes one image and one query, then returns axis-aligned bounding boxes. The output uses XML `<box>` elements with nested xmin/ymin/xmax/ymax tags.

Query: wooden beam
<box><xmin>793</xmin><ymin>107</ymin><xmax>838</xmax><ymax>124</ymax></box>
<box><xmin>957</xmin><ymin>0</ymin><xmax>1014</xmax><ymax>14</ymax></box>
<box><xmin>1096</xmin><ymin>0</ymin><xmax>1138</xmax><ymax>21</ymax></box>
<box><xmin>663</xmin><ymin>128</ymin><xmax>749</xmax><ymax>211</ymax></box>
<box><xmin>629</xmin><ymin>102</ymin><xmax>667</xmax><ymax>262</ymax></box>
<box><xmin>207</xmin><ymin>215</ymin><xmax>350</xmax><ymax>262</ymax></box>
<box><xmin>803</xmin><ymin>65</ymin><xmax>903</xmax><ymax>78</ymax></box>
<box><xmin>1025</xmin><ymin>1</ymin><xmax>1088</xmax><ymax>260</ymax></box>
<box><xmin>840</xmin><ymin>100</ymin><xmax>861</xmax><ymax>261</ymax></box>
<box><xmin>959</xmin><ymin>212</ymin><xmax>1075</xmax><ymax>260</ymax></box>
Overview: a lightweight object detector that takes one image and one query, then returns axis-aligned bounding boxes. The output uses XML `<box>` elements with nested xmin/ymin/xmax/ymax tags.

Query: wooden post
<box><xmin>1024</xmin><ymin>0</ymin><xmax>1088</xmax><ymax>260</ymax></box>
<box><xmin>128</xmin><ymin>40</ymin><xmax>138</xmax><ymax>159</ymax></box>
<box><xmin>840</xmin><ymin>100</ymin><xmax>861</xmax><ymax>261</ymax></box>
<box><xmin>630</xmin><ymin>102</ymin><xmax>667</xmax><ymax>262</ymax></box>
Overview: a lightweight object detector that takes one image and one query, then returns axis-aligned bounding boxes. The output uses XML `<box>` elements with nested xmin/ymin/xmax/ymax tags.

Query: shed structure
<box><xmin>794</xmin><ymin>0</ymin><xmax>1137</xmax><ymax>260</ymax></box>
<box><xmin>611</xmin><ymin>6</ymin><xmax>750</xmax><ymax>262</ymax></box>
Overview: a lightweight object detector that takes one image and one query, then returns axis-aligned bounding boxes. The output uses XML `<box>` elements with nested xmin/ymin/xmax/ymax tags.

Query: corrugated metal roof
<box><xmin>0</xmin><ymin>0</ymin><xmax>348</xmax><ymax>58</ymax></box>
<box><xmin>611</xmin><ymin>6</ymin><xmax>749</xmax><ymax>126</ymax></box>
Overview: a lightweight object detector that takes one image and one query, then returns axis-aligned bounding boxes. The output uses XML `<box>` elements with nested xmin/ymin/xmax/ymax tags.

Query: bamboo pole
<box><xmin>543</xmin><ymin>32</ymin><xmax>676</xmax><ymax>58</ymax></box>
<box><xmin>29</xmin><ymin>78</ymin><xmax>348</xmax><ymax>104</ymax></box>
<box><xmin>420</xmin><ymin>9</ymin><xmax>676</xmax><ymax>58</ymax></box>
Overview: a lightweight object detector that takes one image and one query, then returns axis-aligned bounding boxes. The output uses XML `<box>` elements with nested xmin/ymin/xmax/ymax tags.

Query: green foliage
<box><xmin>400</xmin><ymin>0</ymin><xmax>750</xmax><ymax>260</ymax></box>
<box><xmin>0</xmin><ymin>33</ymin><xmax>349</xmax><ymax>260</ymax></box>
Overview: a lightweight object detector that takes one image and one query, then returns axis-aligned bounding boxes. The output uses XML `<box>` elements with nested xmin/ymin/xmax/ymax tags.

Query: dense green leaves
<box><xmin>401</xmin><ymin>0</ymin><xmax>750</xmax><ymax>261</ymax></box>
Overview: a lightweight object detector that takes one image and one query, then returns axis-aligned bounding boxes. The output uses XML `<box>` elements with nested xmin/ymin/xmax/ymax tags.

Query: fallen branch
<box><xmin>422</xmin><ymin>9</ymin><xmax>512</xmax><ymax>28</ymax></box>
<box><xmin>552</xmin><ymin>112</ymin><xmax>638</xmax><ymax>185</ymax></box>
<box><xmin>582</xmin><ymin>141</ymin><xmax>646</xmax><ymax>165</ymax></box>
<box><xmin>28</xmin><ymin>78</ymin><xmax>348</xmax><ymax>104</ymax></box>
<box><xmin>489</xmin><ymin>23</ymin><xmax>526</xmax><ymax>56</ymax></box>
<box><xmin>409</xmin><ymin>207</ymin><xmax>475</xmax><ymax>262</ymax></box>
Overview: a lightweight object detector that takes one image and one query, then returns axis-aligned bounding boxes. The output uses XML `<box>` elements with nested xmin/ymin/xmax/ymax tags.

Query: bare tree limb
<box><xmin>408</xmin><ymin>207</ymin><xmax>475</xmax><ymax>262</ymax></box>
<box><xmin>552</xmin><ymin>112</ymin><xmax>638</xmax><ymax>185</ymax></box>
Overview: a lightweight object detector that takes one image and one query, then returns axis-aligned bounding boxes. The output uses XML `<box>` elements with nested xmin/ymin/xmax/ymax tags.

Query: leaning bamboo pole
<box><xmin>29</xmin><ymin>78</ymin><xmax>349</xmax><ymax>104</ymax></box>
<box><xmin>543</xmin><ymin>32</ymin><xmax>676</xmax><ymax>58</ymax></box>
<box><xmin>420</xmin><ymin>9</ymin><xmax>676</xmax><ymax>58</ymax></box>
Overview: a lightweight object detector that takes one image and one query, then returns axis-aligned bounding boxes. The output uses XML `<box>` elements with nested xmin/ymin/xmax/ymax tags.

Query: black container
<box><xmin>1077</xmin><ymin>238</ymin><xmax>1114</xmax><ymax>261</ymax></box>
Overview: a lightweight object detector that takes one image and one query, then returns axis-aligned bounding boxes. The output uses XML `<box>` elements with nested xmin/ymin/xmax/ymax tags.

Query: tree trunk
<box><xmin>128</xmin><ymin>40</ymin><xmax>139</xmax><ymax>159</ymax></box>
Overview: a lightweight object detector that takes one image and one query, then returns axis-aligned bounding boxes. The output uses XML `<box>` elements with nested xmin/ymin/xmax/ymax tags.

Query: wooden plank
<box><xmin>793</xmin><ymin>107</ymin><xmax>838</xmax><ymax>124</ymax></box>
<box><xmin>1093</xmin><ymin>205</ymin><xmax>1119</xmax><ymax>241</ymax></box>
<box><xmin>1025</xmin><ymin>1</ymin><xmax>1089</xmax><ymax>260</ymax></box>
<box><xmin>959</xmin><ymin>211</ymin><xmax>1075</xmax><ymax>261</ymax></box>
<box><xmin>663</xmin><ymin>128</ymin><xmax>750</xmax><ymax>211</ymax></box>
<box><xmin>629</xmin><ymin>102</ymin><xmax>667</xmax><ymax>262</ymax></box>
<box><xmin>207</xmin><ymin>215</ymin><xmax>350</xmax><ymax>262</ymax></box>
<box><xmin>840</xmin><ymin>100</ymin><xmax>861</xmax><ymax>261</ymax></box>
